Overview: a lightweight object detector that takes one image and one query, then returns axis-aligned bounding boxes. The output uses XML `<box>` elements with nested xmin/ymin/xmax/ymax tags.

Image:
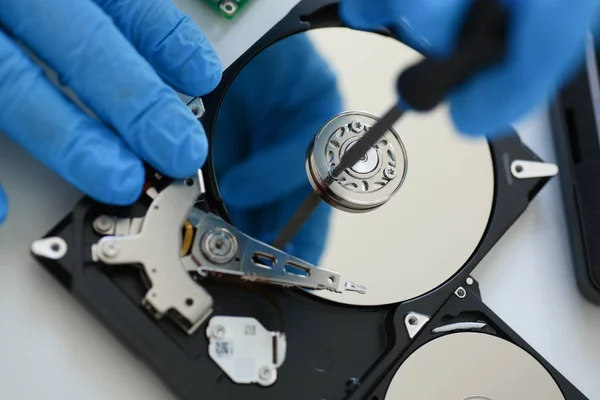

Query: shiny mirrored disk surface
<box><xmin>385</xmin><ymin>332</ymin><xmax>565</xmax><ymax>400</ymax></box>
<box><xmin>212</xmin><ymin>27</ymin><xmax>494</xmax><ymax>305</ymax></box>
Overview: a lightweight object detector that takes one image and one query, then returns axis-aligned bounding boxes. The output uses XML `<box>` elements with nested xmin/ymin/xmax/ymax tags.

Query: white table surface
<box><xmin>1</xmin><ymin>1</ymin><xmax>600</xmax><ymax>399</ymax></box>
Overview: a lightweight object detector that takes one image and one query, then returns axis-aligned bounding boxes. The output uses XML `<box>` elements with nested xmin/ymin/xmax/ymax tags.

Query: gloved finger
<box><xmin>340</xmin><ymin>0</ymin><xmax>472</xmax><ymax>57</ymax></box>
<box><xmin>0</xmin><ymin>31</ymin><xmax>144</xmax><ymax>205</ymax></box>
<box><xmin>95</xmin><ymin>0</ymin><xmax>221</xmax><ymax>96</ymax></box>
<box><xmin>1</xmin><ymin>0</ymin><xmax>207</xmax><ymax>179</ymax></box>
<box><xmin>450</xmin><ymin>0</ymin><xmax>600</xmax><ymax>136</ymax></box>
<box><xmin>0</xmin><ymin>184</ymin><xmax>7</xmax><ymax>225</ymax></box>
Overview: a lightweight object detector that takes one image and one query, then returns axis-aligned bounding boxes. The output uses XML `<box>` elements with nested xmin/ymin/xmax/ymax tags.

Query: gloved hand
<box><xmin>340</xmin><ymin>0</ymin><xmax>600</xmax><ymax>137</ymax></box>
<box><xmin>0</xmin><ymin>0</ymin><xmax>222</xmax><ymax>224</ymax></box>
<box><xmin>213</xmin><ymin>33</ymin><xmax>343</xmax><ymax>265</ymax></box>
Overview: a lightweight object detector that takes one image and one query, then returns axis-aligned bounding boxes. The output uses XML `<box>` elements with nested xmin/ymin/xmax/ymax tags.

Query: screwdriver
<box><xmin>272</xmin><ymin>0</ymin><xmax>509</xmax><ymax>250</ymax></box>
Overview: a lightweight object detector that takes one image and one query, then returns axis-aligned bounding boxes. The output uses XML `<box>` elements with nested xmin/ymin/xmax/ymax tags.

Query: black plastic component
<box><xmin>30</xmin><ymin>0</ymin><xmax>581</xmax><ymax>399</ymax></box>
<box><xmin>355</xmin><ymin>281</ymin><xmax>588</xmax><ymax>400</ymax></box>
<box><xmin>398</xmin><ymin>0</ymin><xmax>509</xmax><ymax>111</ymax></box>
<box><xmin>550</xmin><ymin>46</ymin><xmax>600</xmax><ymax>305</ymax></box>
<box><xmin>32</xmin><ymin>133</ymin><xmax>557</xmax><ymax>399</ymax></box>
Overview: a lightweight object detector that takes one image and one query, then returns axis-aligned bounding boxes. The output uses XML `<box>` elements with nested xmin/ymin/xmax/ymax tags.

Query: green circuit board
<box><xmin>202</xmin><ymin>0</ymin><xmax>251</xmax><ymax>19</ymax></box>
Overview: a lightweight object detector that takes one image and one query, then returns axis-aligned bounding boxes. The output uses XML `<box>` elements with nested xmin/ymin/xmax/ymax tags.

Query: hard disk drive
<box><xmin>31</xmin><ymin>0</ymin><xmax>587</xmax><ymax>399</ymax></box>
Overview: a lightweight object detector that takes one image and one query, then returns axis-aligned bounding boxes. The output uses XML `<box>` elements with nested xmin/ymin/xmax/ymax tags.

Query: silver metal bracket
<box><xmin>511</xmin><ymin>160</ymin><xmax>558</xmax><ymax>180</ymax></box>
<box><xmin>93</xmin><ymin>175</ymin><xmax>213</xmax><ymax>335</ymax></box>
<box><xmin>31</xmin><ymin>237</ymin><xmax>68</xmax><ymax>260</ymax></box>
<box><xmin>405</xmin><ymin>312</ymin><xmax>430</xmax><ymax>339</ymax></box>
<box><xmin>189</xmin><ymin>212</ymin><xmax>367</xmax><ymax>294</ymax></box>
<box><xmin>95</xmin><ymin>212</ymin><xmax>366</xmax><ymax>294</ymax></box>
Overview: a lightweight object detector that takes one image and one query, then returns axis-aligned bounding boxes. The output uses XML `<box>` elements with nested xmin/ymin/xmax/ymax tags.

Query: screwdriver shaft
<box><xmin>272</xmin><ymin>191</ymin><xmax>323</xmax><ymax>250</ymax></box>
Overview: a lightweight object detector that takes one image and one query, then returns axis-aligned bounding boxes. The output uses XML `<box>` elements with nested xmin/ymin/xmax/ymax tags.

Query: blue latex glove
<box><xmin>213</xmin><ymin>33</ymin><xmax>343</xmax><ymax>264</ymax></box>
<box><xmin>340</xmin><ymin>0</ymin><xmax>600</xmax><ymax>137</ymax></box>
<box><xmin>0</xmin><ymin>0</ymin><xmax>222</xmax><ymax>224</ymax></box>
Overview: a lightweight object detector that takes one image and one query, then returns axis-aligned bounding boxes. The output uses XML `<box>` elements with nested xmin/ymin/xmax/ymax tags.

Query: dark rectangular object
<box><xmin>551</xmin><ymin>35</ymin><xmax>600</xmax><ymax>304</ymax></box>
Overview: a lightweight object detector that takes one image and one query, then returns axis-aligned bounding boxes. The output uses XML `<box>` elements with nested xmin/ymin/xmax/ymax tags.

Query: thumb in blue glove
<box><xmin>213</xmin><ymin>33</ymin><xmax>343</xmax><ymax>265</ymax></box>
<box><xmin>340</xmin><ymin>0</ymin><xmax>600</xmax><ymax>137</ymax></box>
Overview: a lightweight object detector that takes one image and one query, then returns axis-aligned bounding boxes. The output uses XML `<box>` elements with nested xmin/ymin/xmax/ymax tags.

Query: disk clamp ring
<box><xmin>306</xmin><ymin>111</ymin><xmax>407</xmax><ymax>213</ymax></box>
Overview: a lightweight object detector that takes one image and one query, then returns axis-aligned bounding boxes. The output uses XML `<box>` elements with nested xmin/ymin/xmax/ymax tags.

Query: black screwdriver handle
<box><xmin>397</xmin><ymin>0</ymin><xmax>509</xmax><ymax>112</ymax></box>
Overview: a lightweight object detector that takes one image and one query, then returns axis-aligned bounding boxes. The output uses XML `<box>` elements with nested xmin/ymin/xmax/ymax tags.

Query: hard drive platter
<box><xmin>213</xmin><ymin>27</ymin><xmax>496</xmax><ymax>306</ymax></box>
<box><xmin>30</xmin><ymin>0</ymin><xmax>586</xmax><ymax>399</ymax></box>
<box><xmin>387</xmin><ymin>333</ymin><xmax>564</xmax><ymax>400</ymax></box>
